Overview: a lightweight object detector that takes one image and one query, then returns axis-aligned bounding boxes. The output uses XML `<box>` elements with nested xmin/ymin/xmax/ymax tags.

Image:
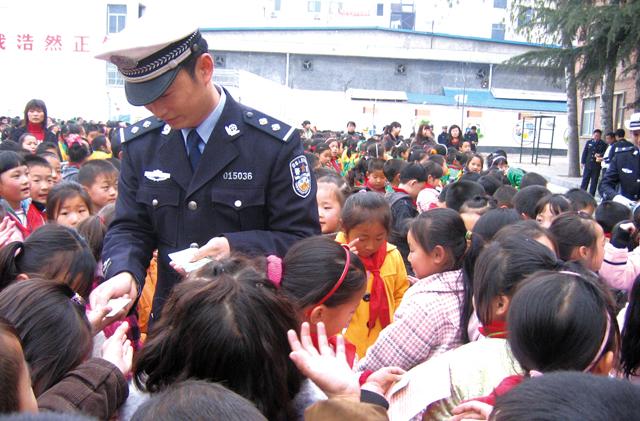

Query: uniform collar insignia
<box><xmin>225</xmin><ymin>124</ymin><xmax>240</xmax><ymax>137</ymax></box>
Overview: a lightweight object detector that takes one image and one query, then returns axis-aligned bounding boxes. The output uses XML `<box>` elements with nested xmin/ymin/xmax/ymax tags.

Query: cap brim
<box><xmin>124</xmin><ymin>67</ymin><xmax>180</xmax><ymax>106</ymax></box>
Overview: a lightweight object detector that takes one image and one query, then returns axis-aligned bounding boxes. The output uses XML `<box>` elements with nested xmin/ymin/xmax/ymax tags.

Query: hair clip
<box><xmin>70</xmin><ymin>292</ymin><xmax>86</xmax><ymax>307</ymax></box>
<box><xmin>465</xmin><ymin>231</ymin><xmax>472</xmax><ymax>241</ymax></box>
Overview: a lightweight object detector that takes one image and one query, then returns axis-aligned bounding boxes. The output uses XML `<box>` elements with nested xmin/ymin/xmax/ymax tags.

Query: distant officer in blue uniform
<box><xmin>580</xmin><ymin>128</ymin><xmax>607</xmax><ymax>196</ymax></box>
<box><xmin>599</xmin><ymin>113</ymin><xmax>640</xmax><ymax>208</ymax></box>
<box><xmin>90</xmin><ymin>14</ymin><xmax>320</xmax><ymax>319</ymax></box>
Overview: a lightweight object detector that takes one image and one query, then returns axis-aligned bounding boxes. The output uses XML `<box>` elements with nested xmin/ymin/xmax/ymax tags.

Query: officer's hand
<box><xmin>192</xmin><ymin>237</ymin><xmax>231</xmax><ymax>261</ymax></box>
<box><xmin>90</xmin><ymin>272</ymin><xmax>138</xmax><ymax>319</ymax></box>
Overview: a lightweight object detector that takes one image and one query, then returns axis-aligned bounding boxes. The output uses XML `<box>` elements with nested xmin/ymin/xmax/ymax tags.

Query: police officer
<box><xmin>599</xmin><ymin>113</ymin><xmax>640</xmax><ymax>208</ymax></box>
<box><xmin>580</xmin><ymin>128</ymin><xmax>607</xmax><ymax>196</ymax></box>
<box><xmin>90</xmin><ymin>15</ymin><xmax>320</xmax><ymax>319</ymax></box>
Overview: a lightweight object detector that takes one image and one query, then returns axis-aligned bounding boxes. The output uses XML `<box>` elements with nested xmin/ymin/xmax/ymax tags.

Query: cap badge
<box><xmin>225</xmin><ymin>124</ymin><xmax>240</xmax><ymax>136</ymax></box>
<box><xmin>110</xmin><ymin>55</ymin><xmax>138</xmax><ymax>70</ymax></box>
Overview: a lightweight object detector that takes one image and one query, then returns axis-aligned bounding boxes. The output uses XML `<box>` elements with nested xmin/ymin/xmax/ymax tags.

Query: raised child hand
<box><xmin>101</xmin><ymin>321</ymin><xmax>134</xmax><ymax>376</ymax></box>
<box><xmin>287</xmin><ymin>321</ymin><xmax>360</xmax><ymax>400</ymax></box>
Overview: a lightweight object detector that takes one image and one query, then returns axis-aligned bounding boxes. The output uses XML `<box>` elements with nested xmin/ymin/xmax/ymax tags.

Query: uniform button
<box><xmin>190</xmin><ymin>242</ymin><xmax>199</xmax><ymax>248</ymax></box>
<box><xmin>234</xmin><ymin>200</ymin><xmax>242</xmax><ymax>208</ymax></box>
<box><xmin>188</xmin><ymin>201</ymin><xmax>198</xmax><ymax>210</ymax></box>
<box><xmin>152</xmin><ymin>198</ymin><xmax>159</xmax><ymax>207</ymax></box>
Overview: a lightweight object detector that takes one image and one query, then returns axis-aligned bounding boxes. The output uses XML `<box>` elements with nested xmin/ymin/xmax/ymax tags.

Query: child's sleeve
<box><xmin>393</xmin><ymin>251</ymin><xmax>410</xmax><ymax>307</ymax></box>
<box><xmin>600</xmin><ymin>242</ymin><xmax>640</xmax><ymax>292</ymax></box>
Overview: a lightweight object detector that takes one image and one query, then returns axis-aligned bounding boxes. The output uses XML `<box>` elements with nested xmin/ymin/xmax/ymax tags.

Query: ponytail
<box><xmin>0</xmin><ymin>241</ymin><xmax>23</xmax><ymax>291</ymax></box>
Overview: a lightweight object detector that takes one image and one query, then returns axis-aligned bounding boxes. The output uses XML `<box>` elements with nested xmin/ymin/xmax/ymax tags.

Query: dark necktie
<box><xmin>187</xmin><ymin>129</ymin><xmax>202</xmax><ymax>171</ymax></box>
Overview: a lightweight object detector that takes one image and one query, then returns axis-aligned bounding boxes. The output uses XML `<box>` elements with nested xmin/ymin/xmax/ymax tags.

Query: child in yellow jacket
<box><xmin>336</xmin><ymin>191</ymin><xmax>409</xmax><ymax>358</ymax></box>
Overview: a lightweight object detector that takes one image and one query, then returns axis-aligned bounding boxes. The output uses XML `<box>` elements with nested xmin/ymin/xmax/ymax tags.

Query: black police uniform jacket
<box><xmin>599</xmin><ymin>141</ymin><xmax>640</xmax><ymax>202</ymax></box>
<box><xmin>102</xmin><ymin>92</ymin><xmax>321</xmax><ymax>316</ymax></box>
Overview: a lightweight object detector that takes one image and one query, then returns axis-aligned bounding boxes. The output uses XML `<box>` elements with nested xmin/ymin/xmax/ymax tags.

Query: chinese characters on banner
<box><xmin>0</xmin><ymin>33</ymin><xmax>91</xmax><ymax>53</ymax></box>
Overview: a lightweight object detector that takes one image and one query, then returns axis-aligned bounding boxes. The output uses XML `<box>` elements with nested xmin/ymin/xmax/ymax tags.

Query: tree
<box><xmin>508</xmin><ymin>0</ymin><xmax>592</xmax><ymax>177</ymax></box>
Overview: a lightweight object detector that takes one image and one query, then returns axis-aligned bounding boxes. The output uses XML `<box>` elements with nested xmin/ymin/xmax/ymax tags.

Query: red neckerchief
<box><xmin>605</xmin><ymin>232</ymin><xmax>611</xmax><ymax>239</ymax></box>
<box><xmin>311</xmin><ymin>332</ymin><xmax>357</xmax><ymax>368</ymax></box>
<box><xmin>27</xmin><ymin>122</ymin><xmax>45</xmax><ymax>141</ymax></box>
<box><xmin>365</xmin><ymin>180</ymin><xmax>386</xmax><ymax>193</ymax></box>
<box><xmin>330</xmin><ymin>159</ymin><xmax>341</xmax><ymax>173</ymax></box>
<box><xmin>359</xmin><ymin>242</ymin><xmax>390</xmax><ymax>333</ymax></box>
<box><xmin>468</xmin><ymin>375</ymin><xmax>524</xmax><ymax>406</ymax></box>
<box><xmin>422</xmin><ymin>183</ymin><xmax>436</xmax><ymax>190</ymax></box>
<box><xmin>391</xmin><ymin>186</ymin><xmax>417</xmax><ymax>206</ymax></box>
<box><xmin>478</xmin><ymin>320</ymin><xmax>508</xmax><ymax>339</ymax></box>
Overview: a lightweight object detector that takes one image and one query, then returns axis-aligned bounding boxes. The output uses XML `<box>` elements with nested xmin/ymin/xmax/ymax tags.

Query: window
<box><xmin>613</xmin><ymin>93</ymin><xmax>625</xmax><ymax>130</ymax></box>
<box><xmin>491</xmin><ymin>23</ymin><xmax>505</xmax><ymax>40</ymax></box>
<box><xmin>581</xmin><ymin>97</ymin><xmax>596</xmax><ymax>136</ymax></box>
<box><xmin>307</xmin><ymin>1</ymin><xmax>321</xmax><ymax>13</ymax></box>
<box><xmin>106</xmin><ymin>62</ymin><xmax>124</xmax><ymax>86</ymax></box>
<box><xmin>107</xmin><ymin>4</ymin><xmax>127</xmax><ymax>34</ymax></box>
<box><xmin>493</xmin><ymin>0</ymin><xmax>507</xmax><ymax>8</ymax></box>
<box><xmin>377</xmin><ymin>3</ymin><xmax>384</xmax><ymax>16</ymax></box>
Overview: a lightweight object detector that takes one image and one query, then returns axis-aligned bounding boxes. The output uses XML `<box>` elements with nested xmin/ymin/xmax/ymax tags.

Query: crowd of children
<box><xmin>2</xmin><ymin>100</ymin><xmax>640</xmax><ymax>421</ymax></box>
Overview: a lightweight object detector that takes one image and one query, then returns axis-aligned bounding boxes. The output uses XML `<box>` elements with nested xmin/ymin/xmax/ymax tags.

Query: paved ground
<box><xmin>513</xmin><ymin>153</ymin><xmax>582</xmax><ymax>194</ymax></box>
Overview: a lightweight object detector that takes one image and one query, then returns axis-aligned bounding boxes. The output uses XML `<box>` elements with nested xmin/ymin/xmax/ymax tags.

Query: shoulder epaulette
<box><xmin>242</xmin><ymin>109</ymin><xmax>295</xmax><ymax>143</ymax></box>
<box><xmin>615</xmin><ymin>146</ymin><xmax>635</xmax><ymax>154</ymax></box>
<box><xmin>123</xmin><ymin>117</ymin><xmax>165</xmax><ymax>143</ymax></box>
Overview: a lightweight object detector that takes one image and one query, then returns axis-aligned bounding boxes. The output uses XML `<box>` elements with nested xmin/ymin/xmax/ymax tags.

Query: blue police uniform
<box><xmin>599</xmin><ymin>140</ymin><xmax>640</xmax><ymax>203</ymax></box>
<box><xmin>580</xmin><ymin>137</ymin><xmax>607</xmax><ymax>196</ymax></box>
<box><xmin>102</xmin><ymin>89</ymin><xmax>320</xmax><ymax>317</ymax></box>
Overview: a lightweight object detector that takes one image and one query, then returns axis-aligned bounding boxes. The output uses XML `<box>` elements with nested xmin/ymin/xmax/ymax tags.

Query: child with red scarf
<box><xmin>335</xmin><ymin>192</ymin><xmax>409</xmax><ymax>358</ymax></box>
<box><xmin>364</xmin><ymin>159</ymin><xmax>387</xmax><ymax>194</ymax></box>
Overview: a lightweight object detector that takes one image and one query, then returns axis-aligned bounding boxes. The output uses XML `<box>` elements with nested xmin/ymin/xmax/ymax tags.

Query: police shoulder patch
<box><xmin>289</xmin><ymin>155</ymin><xmax>312</xmax><ymax>198</ymax></box>
<box><xmin>243</xmin><ymin>109</ymin><xmax>295</xmax><ymax>143</ymax></box>
<box><xmin>123</xmin><ymin>117</ymin><xmax>165</xmax><ymax>143</ymax></box>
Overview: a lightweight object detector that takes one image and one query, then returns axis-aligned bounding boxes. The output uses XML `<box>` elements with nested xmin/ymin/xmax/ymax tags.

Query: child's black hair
<box><xmin>422</xmin><ymin>160</ymin><xmax>443</xmax><ymax>180</ymax></box>
<box><xmin>46</xmin><ymin>182</ymin><xmax>92</xmax><ymax>223</ymax></box>
<box><xmin>548</xmin><ymin>212</ymin><xmax>600</xmax><ymax>263</ymax></box>
<box><xmin>595</xmin><ymin>200</ymin><xmax>631</xmax><ymax>234</ymax></box>
<box><xmin>341</xmin><ymin>191</ymin><xmax>391</xmax><ymax>233</ymax></box>
<box><xmin>131</xmin><ymin>380</ymin><xmax>267</xmax><ymax>421</ymax></box>
<box><xmin>493</xmin><ymin>185</ymin><xmax>518</xmax><ymax>208</ymax></box>
<box><xmin>473</xmin><ymin>235</ymin><xmax>560</xmax><ymax>326</ymax></box>
<box><xmin>513</xmin><ymin>185</ymin><xmax>551</xmax><ymax>219</ymax></box>
<box><xmin>428</xmin><ymin>154</ymin><xmax>445</xmax><ymax>167</ymax></box>
<box><xmin>366</xmin><ymin>158</ymin><xmax>385</xmax><ymax>174</ymax></box>
<box><xmin>281</xmin><ymin>236</ymin><xmax>366</xmax><ymax>309</ymax></box>
<box><xmin>407</xmin><ymin>147</ymin><xmax>426</xmax><ymax>163</ymax></box>
<box><xmin>0</xmin><ymin>317</ymin><xmax>23</xmax><ymax>413</ymax></box>
<box><xmin>445</xmin><ymin>181</ymin><xmax>486</xmax><ymax>212</ymax></box>
<box><xmin>0</xmin><ymin>224</ymin><xmax>96</xmax><ymax>299</ymax></box>
<box><xmin>621</xmin><ymin>274</ymin><xmax>640</xmax><ymax>378</ymax></box>
<box><xmin>77</xmin><ymin>159</ymin><xmax>118</xmax><ymax>188</ymax></box>
<box><xmin>534</xmin><ymin>193</ymin><xmax>571</xmax><ymax>219</ymax></box>
<box><xmin>390</xmin><ymin>141</ymin><xmax>409</xmax><ymax>159</ymax></box>
<box><xmin>317</xmin><ymin>173</ymin><xmax>351</xmax><ymax>207</ymax></box>
<box><xmin>508</xmin><ymin>270</ymin><xmax>617</xmax><ymax>374</ymax></box>
<box><xmin>0</xmin><ymin>280</ymin><xmax>92</xmax><ymax>397</ymax></box>
<box><xmin>0</xmin><ymin>151</ymin><xmax>25</xmax><ymax>175</ymax></box>
<box><xmin>383</xmin><ymin>159</ymin><xmax>407</xmax><ymax>183</ymax></box>
<box><xmin>493</xmin><ymin>372</ymin><xmax>640</xmax><ymax>421</ymax></box>
<box><xmin>476</xmin><ymin>174</ymin><xmax>502</xmax><ymax>196</ymax></box>
<box><xmin>23</xmin><ymin>154</ymin><xmax>51</xmax><ymax>170</ymax></box>
<box><xmin>564</xmin><ymin>188</ymin><xmax>597</xmax><ymax>213</ymax></box>
<box><xmin>520</xmin><ymin>172</ymin><xmax>548</xmax><ymax>189</ymax></box>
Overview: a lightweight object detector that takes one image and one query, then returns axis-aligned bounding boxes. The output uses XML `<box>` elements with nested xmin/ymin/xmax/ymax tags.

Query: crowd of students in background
<box><xmin>1</xmin><ymin>100</ymin><xmax>640</xmax><ymax>420</ymax></box>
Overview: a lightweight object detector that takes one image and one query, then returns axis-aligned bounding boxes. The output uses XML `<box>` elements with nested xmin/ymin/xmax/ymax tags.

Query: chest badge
<box><xmin>225</xmin><ymin>124</ymin><xmax>240</xmax><ymax>136</ymax></box>
<box><xmin>144</xmin><ymin>169</ymin><xmax>171</xmax><ymax>182</ymax></box>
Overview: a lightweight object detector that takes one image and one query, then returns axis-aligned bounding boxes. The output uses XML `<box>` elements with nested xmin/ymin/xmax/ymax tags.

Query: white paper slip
<box><xmin>106</xmin><ymin>297</ymin><xmax>132</xmax><ymax>318</ymax></box>
<box><xmin>168</xmin><ymin>248</ymin><xmax>212</xmax><ymax>273</ymax></box>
